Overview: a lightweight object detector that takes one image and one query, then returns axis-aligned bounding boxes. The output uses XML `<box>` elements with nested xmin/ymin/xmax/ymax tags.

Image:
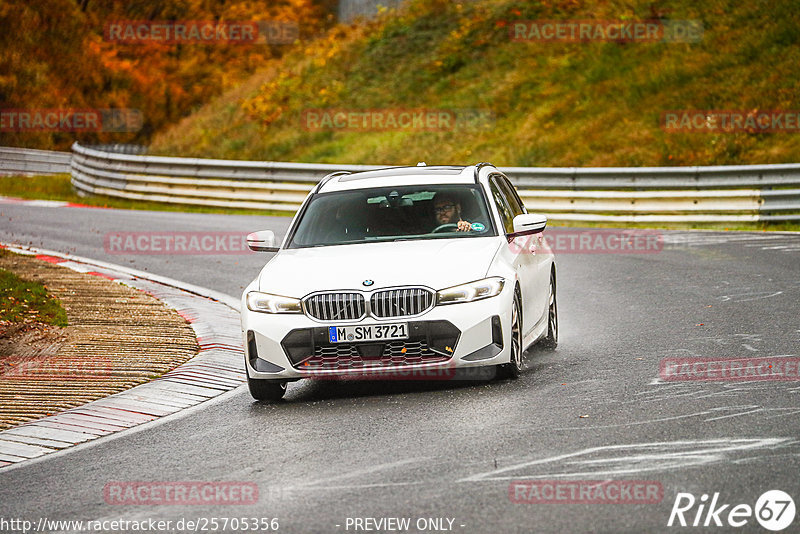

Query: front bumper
<box><xmin>241</xmin><ymin>286</ymin><xmax>514</xmax><ymax>380</ymax></box>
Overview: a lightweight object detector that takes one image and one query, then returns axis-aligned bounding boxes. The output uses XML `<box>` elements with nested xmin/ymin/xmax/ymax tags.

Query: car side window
<box><xmin>489</xmin><ymin>178</ymin><xmax>515</xmax><ymax>234</ymax></box>
<box><xmin>497</xmin><ymin>176</ymin><xmax>526</xmax><ymax>216</ymax></box>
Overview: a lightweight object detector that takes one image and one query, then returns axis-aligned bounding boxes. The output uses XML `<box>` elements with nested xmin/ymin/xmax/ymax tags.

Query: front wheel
<box><xmin>497</xmin><ymin>292</ymin><xmax>523</xmax><ymax>379</ymax></box>
<box><xmin>248</xmin><ymin>377</ymin><xmax>287</xmax><ymax>402</ymax></box>
<box><xmin>540</xmin><ymin>270</ymin><xmax>558</xmax><ymax>349</ymax></box>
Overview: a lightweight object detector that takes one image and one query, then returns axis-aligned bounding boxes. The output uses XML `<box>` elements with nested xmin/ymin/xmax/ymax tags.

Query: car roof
<box><xmin>317</xmin><ymin>165</ymin><xmax>484</xmax><ymax>193</ymax></box>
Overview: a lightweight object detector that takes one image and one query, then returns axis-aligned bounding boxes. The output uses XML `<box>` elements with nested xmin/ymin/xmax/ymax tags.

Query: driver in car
<box><xmin>432</xmin><ymin>192</ymin><xmax>472</xmax><ymax>232</ymax></box>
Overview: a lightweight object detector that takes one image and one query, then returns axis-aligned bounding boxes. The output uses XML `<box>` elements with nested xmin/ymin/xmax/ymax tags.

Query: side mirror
<box><xmin>510</xmin><ymin>213</ymin><xmax>547</xmax><ymax>237</ymax></box>
<box><xmin>247</xmin><ymin>230</ymin><xmax>279</xmax><ymax>252</ymax></box>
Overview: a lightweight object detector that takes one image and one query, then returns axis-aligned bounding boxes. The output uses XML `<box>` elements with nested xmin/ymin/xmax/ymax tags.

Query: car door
<box><xmin>488</xmin><ymin>175</ymin><xmax>539</xmax><ymax>338</ymax></box>
<box><xmin>495</xmin><ymin>175</ymin><xmax>550</xmax><ymax>326</ymax></box>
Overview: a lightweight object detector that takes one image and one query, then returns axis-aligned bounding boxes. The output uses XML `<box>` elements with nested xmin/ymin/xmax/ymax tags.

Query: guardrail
<box><xmin>0</xmin><ymin>147</ymin><xmax>71</xmax><ymax>175</ymax></box>
<box><xmin>4</xmin><ymin>144</ymin><xmax>800</xmax><ymax>222</ymax></box>
<box><xmin>84</xmin><ymin>144</ymin><xmax>148</xmax><ymax>155</ymax></box>
<box><xmin>70</xmin><ymin>143</ymin><xmax>380</xmax><ymax>212</ymax></box>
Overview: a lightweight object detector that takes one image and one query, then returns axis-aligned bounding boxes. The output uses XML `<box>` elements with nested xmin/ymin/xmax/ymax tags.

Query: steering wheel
<box><xmin>432</xmin><ymin>223</ymin><xmax>459</xmax><ymax>233</ymax></box>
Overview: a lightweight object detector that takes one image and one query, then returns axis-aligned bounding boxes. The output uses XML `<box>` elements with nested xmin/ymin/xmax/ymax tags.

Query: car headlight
<box><xmin>436</xmin><ymin>277</ymin><xmax>505</xmax><ymax>305</ymax></box>
<box><xmin>246</xmin><ymin>291</ymin><xmax>302</xmax><ymax>314</ymax></box>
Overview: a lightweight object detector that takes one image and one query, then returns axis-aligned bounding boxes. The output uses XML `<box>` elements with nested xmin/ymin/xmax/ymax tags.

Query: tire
<box><xmin>247</xmin><ymin>376</ymin><xmax>287</xmax><ymax>402</ymax></box>
<box><xmin>540</xmin><ymin>270</ymin><xmax>558</xmax><ymax>349</ymax></box>
<box><xmin>497</xmin><ymin>290</ymin><xmax>523</xmax><ymax>379</ymax></box>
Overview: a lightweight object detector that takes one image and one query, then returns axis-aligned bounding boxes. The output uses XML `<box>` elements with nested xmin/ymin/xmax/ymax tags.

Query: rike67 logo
<box><xmin>668</xmin><ymin>490</ymin><xmax>796</xmax><ymax>531</ymax></box>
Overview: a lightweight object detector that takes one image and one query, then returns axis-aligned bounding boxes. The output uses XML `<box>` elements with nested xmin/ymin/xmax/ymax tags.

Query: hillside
<box><xmin>150</xmin><ymin>0</ymin><xmax>800</xmax><ymax>167</ymax></box>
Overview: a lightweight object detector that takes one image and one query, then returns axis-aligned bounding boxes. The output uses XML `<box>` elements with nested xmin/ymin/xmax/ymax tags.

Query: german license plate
<box><xmin>328</xmin><ymin>323</ymin><xmax>409</xmax><ymax>343</ymax></box>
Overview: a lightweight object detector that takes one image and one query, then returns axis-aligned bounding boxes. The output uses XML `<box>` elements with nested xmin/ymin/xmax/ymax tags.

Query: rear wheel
<box><xmin>541</xmin><ymin>270</ymin><xmax>558</xmax><ymax>349</ymax></box>
<box><xmin>497</xmin><ymin>291</ymin><xmax>523</xmax><ymax>379</ymax></box>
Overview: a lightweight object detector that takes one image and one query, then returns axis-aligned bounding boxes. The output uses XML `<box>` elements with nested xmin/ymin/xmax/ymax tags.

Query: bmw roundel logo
<box><xmin>362</xmin><ymin>279</ymin><xmax>374</xmax><ymax>287</ymax></box>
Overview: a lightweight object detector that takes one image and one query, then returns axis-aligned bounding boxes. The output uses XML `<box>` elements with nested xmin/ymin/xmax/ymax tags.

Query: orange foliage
<box><xmin>0</xmin><ymin>0</ymin><xmax>335</xmax><ymax>149</ymax></box>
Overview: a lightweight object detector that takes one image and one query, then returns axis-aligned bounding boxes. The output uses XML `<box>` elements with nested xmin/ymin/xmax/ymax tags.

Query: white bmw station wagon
<box><xmin>241</xmin><ymin>163</ymin><xmax>558</xmax><ymax>401</ymax></box>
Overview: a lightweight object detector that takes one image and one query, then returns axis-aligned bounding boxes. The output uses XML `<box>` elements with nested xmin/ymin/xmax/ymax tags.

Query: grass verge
<box><xmin>0</xmin><ymin>250</ymin><xmax>68</xmax><ymax>326</ymax></box>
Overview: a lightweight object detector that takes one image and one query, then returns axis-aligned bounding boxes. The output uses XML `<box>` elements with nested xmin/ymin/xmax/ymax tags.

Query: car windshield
<box><xmin>288</xmin><ymin>185</ymin><xmax>496</xmax><ymax>248</ymax></box>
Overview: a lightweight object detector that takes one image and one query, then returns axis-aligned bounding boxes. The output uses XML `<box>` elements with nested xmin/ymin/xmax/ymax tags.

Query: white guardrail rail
<box><xmin>3</xmin><ymin>143</ymin><xmax>800</xmax><ymax>222</ymax></box>
<box><xmin>0</xmin><ymin>146</ymin><xmax>72</xmax><ymax>176</ymax></box>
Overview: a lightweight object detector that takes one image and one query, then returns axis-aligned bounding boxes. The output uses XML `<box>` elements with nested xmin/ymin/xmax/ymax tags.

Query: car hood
<box><xmin>258</xmin><ymin>237</ymin><xmax>501</xmax><ymax>297</ymax></box>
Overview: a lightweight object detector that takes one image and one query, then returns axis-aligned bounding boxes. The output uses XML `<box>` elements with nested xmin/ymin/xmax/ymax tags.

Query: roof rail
<box><xmin>473</xmin><ymin>162</ymin><xmax>494</xmax><ymax>183</ymax></box>
<box><xmin>315</xmin><ymin>171</ymin><xmax>352</xmax><ymax>193</ymax></box>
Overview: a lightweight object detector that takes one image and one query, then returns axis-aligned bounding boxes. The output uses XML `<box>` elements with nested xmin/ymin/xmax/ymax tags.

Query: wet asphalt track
<box><xmin>1</xmin><ymin>203</ymin><xmax>799</xmax><ymax>533</ymax></box>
